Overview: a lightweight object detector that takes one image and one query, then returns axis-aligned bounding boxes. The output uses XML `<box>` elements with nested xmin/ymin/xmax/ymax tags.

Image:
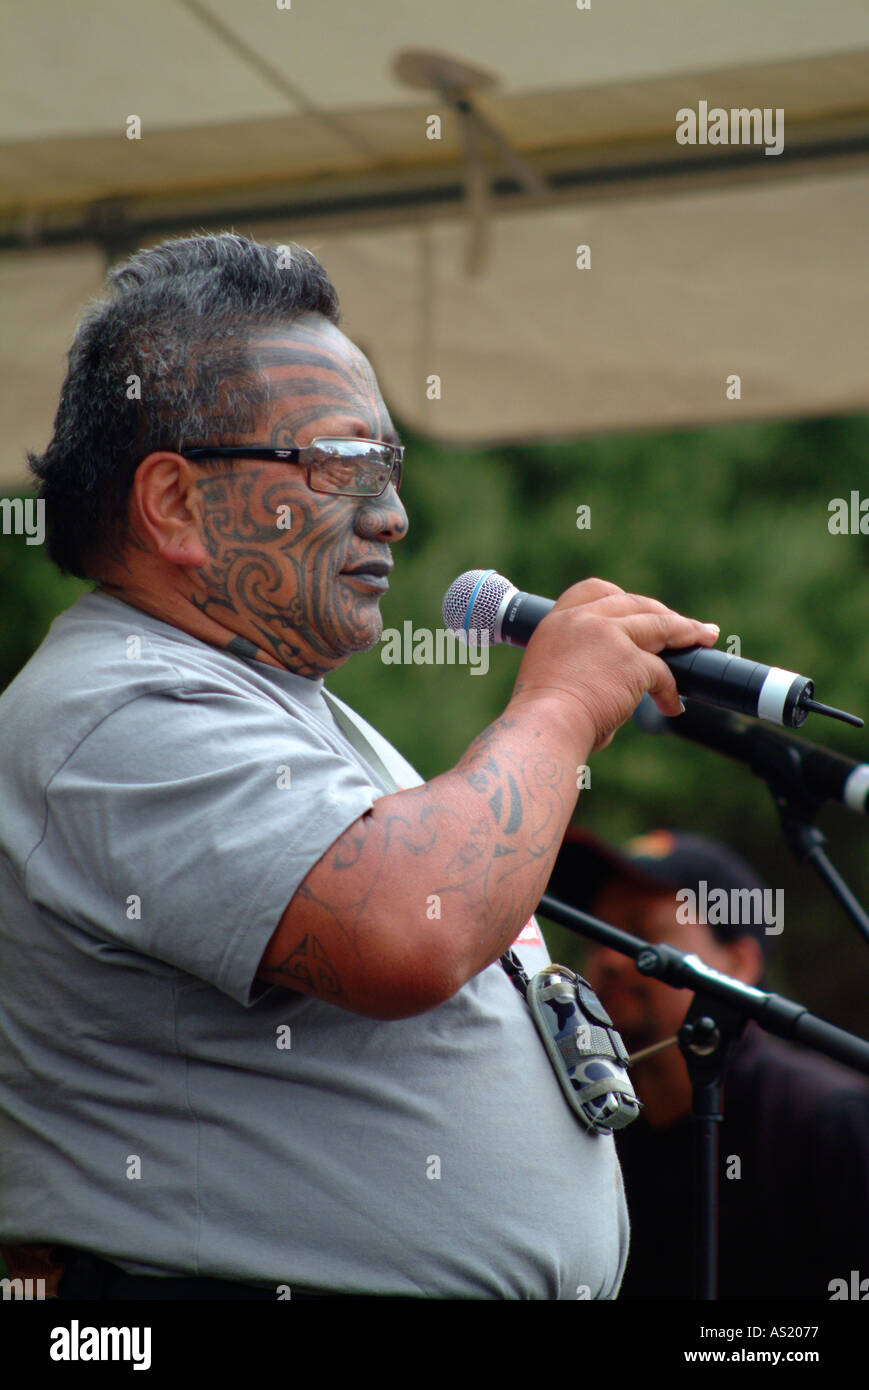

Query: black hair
<box><xmin>28</xmin><ymin>232</ymin><xmax>341</xmax><ymax>577</ymax></box>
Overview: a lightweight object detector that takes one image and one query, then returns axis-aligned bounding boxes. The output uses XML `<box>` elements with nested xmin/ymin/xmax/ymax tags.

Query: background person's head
<box><xmin>29</xmin><ymin>233</ymin><xmax>408</xmax><ymax>675</ymax></box>
<box><xmin>548</xmin><ymin>829</ymin><xmax>772</xmax><ymax>1053</ymax></box>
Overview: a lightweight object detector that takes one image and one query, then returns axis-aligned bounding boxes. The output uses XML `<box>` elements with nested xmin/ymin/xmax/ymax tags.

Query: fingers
<box><xmin>560</xmin><ymin>586</ymin><xmax>714</xmax><ymax>634</ymax></box>
<box><xmin>518</xmin><ymin>577</ymin><xmax>722</xmax><ymax>749</ymax></box>
<box><xmin>556</xmin><ymin>583</ymin><xmax>719</xmax><ymax>649</ymax></box>
<box><xmin>619</xmin><ymin>608</ymin><xmax>720</xmax><ymax>655</ymax></box>
<box><xmin>644</xmin><ymin>662</ymin><xmax>685</xmax><ymax>719</ymax></box>
<box><xmin>620</xmin><ymin>610</ymin><xmax>720</xmax><ymax>717</ymax></box>
<box><xmin>554</xmin><ymin>577</ymin><xmax>625</xmax><ymax>609</ymax></box>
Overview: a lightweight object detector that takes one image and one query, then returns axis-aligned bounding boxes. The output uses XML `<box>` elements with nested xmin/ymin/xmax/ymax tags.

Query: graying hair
<box><xmin>28</xmin><ymin>232</ymin><xmax>341</xmax><ymax>577</ymax></box>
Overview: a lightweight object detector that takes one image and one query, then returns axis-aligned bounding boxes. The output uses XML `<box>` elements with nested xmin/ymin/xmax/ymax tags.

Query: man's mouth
<box><xmin>340</xmin><ymin>559</ymin><xmax>393</xmax><ymax>590</ymax></box>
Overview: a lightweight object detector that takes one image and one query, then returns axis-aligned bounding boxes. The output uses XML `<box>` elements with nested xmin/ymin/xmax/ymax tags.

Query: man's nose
<box><xmin>356</xmin><ymin>487</ymin><xmax>408</xmax><ymax>542</ymax></box>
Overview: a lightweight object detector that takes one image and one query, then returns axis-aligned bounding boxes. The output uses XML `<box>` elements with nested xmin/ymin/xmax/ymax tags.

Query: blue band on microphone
<box><xmin>462</xmin><ymin>569</ymin><xmax>495</xmax><ymax>637</ymax></box>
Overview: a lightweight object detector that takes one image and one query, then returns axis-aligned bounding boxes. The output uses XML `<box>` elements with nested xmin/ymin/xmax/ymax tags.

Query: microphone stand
<box><xmin>637</xmin><ymin>697</ymin><xmax>869</xmax><ymax>947</ymax></box>
<box><xmin>744</xmin><ymin>726</ymin><xmax>869</xmax><ymax>947</ymax></box>
<box><xmin>536</xmin><ymin>889</ymin><xmax>869</xmax><ymax>1300</ymax></box>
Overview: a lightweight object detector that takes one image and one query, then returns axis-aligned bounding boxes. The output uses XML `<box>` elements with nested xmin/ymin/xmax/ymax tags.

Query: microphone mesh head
<box><xmin>442</xmin><ymin>569</ymin><xmax>512</xmax><ymax>643</ymax></box>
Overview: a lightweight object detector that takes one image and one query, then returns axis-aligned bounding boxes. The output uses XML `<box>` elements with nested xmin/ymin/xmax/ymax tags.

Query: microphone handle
<box><xmin>663</xmin><ymin>647</ymin><xmax>812</xmax><ymax>728</ymax></box>
<box><xmin>496</xmin><ymin>591</ymin><xmax>812</xmax><ymax>729</ymax></box>
<box><xmin>499</xmin><ymin>592</ymin><xmax>555</xmax><ymax>646</ymax></box>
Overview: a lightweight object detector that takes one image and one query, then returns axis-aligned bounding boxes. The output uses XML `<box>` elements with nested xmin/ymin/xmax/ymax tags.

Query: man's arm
<box><xmin>257</xmin><ymin>579</ymin><xmax>720</xmax><ymax>1019</ymax></box>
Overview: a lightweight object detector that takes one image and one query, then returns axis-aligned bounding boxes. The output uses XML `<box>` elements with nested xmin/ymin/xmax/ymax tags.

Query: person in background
<box><xmin>547</xmin><ymin>827</ymin><xmax>869</xmax><ymax>1300</ymax></box>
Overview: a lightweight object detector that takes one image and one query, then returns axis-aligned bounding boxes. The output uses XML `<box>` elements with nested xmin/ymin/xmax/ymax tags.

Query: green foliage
<box><xmin>3</xmin><ymin>415</ymin><xmax>868</xmax><ymax>1031</ymax></box>
<box><xmin>0</xmin><ymin>511</ymin><xmax>88</xmax><ymax>684</ymax></box>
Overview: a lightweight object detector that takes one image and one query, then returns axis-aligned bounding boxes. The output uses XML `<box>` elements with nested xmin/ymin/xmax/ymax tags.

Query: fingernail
<box><xmin>704</xmin><ymin>623</ymin><xmax>720</xmax><ymax>635</ymax></box>
<box><xmin>678</xmin><ymin>699</ymin><xmax>687</xmax><ymax>713</ymax></box>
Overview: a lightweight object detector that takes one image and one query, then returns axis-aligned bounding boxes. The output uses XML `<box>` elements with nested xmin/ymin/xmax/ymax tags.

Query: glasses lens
<box><xmin>308</xmin><ymin>440</ymin><xmax>395</xmax><ymax>495</ymax></box>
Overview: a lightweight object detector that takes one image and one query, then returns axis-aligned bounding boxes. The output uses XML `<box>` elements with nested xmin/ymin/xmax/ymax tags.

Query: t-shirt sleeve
<box><xmin>25</xmin><ymin>684</ymin><xmax>384</xmax><ymax>1006</ymax></box>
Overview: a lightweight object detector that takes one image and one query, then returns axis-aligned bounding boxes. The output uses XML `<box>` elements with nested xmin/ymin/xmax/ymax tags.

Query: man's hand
<box><xmin>507</xmin><ymin>578</ymin><xmax>720</xmax><ymax>753</ymax></box>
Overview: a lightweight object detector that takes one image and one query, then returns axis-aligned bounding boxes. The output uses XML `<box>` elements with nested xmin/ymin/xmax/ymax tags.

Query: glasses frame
<box><xmin>180</xmin><ymin>437</ymin><xmax>404</xmax><ymax>497</ymax></box>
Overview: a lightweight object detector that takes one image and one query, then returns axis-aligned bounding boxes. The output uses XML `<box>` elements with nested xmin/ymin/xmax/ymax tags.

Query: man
<box><xmin>547</xmin><ymin>827</ymin><xmax>869</xmax><ymax>1300</ymax></box>
<box><xmin>0</xmin><ymin>233</ymin><xmax>719</xmax><ymax>1300</ymax></box>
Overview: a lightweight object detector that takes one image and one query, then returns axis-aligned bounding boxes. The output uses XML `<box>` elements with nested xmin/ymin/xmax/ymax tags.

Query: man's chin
<box><xmin>349</xmin><ymin>617</ymin><xmax>384</xmax><ymax>651</ymax></box>
<box><xmin>332</xmin><ymin>617</ymin><xmax>384</xmax><ymax>657</ymax></box>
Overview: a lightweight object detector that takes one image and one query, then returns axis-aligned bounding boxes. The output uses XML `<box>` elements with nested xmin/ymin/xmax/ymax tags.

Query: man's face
<box><xmin>190</xmin><ymin>314</ymin><xmax>408</xmax><ymax>677</ymax></box>
<box><xmin>583</xmin><ymin>878</ymin><xmax>749</xmax><ymax>1052</ymax></box>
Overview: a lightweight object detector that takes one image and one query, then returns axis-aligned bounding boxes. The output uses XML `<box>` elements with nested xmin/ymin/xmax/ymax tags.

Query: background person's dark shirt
<box><xmin>615</xmin><ymin>1022</ymin><xmax>869</xmax><ymax>1299</ymax></box>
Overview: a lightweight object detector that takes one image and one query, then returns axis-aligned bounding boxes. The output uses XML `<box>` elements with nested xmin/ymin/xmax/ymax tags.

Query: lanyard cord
<box><xmin>499</xmin><ymin>946</ymin><xmax>532</xmax><ymax>997</ymax></box>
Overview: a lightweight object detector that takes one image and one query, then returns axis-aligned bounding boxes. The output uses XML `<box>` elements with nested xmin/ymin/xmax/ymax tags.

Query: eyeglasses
<box><xmin>181</xmin><ymin>437</ymin><xmax>403</xmax><ymax>497</ymax></box>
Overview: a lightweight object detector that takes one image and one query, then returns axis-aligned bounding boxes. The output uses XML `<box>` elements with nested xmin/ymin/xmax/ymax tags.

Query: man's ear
<box><xmin>131</xmin><ymin>453</ymin><xmax>209</xmax><ymax>568</ymax></box>
<box><xmin>719</xmin><ymin>933</ymin><xmax>764</xmax><ymax>986</ymax></box>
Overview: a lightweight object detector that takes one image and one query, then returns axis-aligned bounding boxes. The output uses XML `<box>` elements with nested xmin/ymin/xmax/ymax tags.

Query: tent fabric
<box><xmin>1</xmin><ymin>1</ymin><xmax>868</xmax><ymax>486</ymax></box>
<box><xmin>2</xmin><ymin>50</ymin><xmax>868</xmax><ymax>213</ymax></box>
<box><xmin>253</xmin><ymin>168</ymin><xmax>869</xmax><ymax>445</ymax></box>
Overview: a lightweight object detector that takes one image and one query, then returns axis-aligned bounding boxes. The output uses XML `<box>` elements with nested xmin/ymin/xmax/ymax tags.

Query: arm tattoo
<box><xmin>262</xmin><ymin>929</ymin><xmax>345</xmax><ymax>1001</ymax></box>
<box><xmin>292</xmin><ymin>713</ymin><xmax>570</xmax><ymax>970</ymax></box>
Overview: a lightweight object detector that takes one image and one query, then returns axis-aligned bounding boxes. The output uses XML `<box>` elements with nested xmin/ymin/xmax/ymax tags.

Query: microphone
<box><xmin>442</xmin><ymin>569</ymin><xmax>862</xmax><ymax>731</ymax></box>
<box><xmin>633</xmin><ymin>694</ymin><xmax>869</xmax><ymax>816</ymax></box>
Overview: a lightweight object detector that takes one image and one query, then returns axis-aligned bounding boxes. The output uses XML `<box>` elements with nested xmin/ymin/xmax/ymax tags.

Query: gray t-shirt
<box><xmin>0</xmin><ymin>591</ymin><xmax>629</xmax><ymax>1298</ymax></box>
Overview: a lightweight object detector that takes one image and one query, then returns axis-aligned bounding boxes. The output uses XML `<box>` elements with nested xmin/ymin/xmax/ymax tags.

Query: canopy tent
<box><xmin>1</xmin><ymin>0</ymin><xmax>868</xmax><ymax>486</ymax></box>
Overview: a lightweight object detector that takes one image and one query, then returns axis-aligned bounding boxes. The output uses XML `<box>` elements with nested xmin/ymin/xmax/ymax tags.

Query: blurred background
<box><xmin>1</xmin><ymin>11</ymin><xmax>868</xmax><ymax>1286</ymax></box>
